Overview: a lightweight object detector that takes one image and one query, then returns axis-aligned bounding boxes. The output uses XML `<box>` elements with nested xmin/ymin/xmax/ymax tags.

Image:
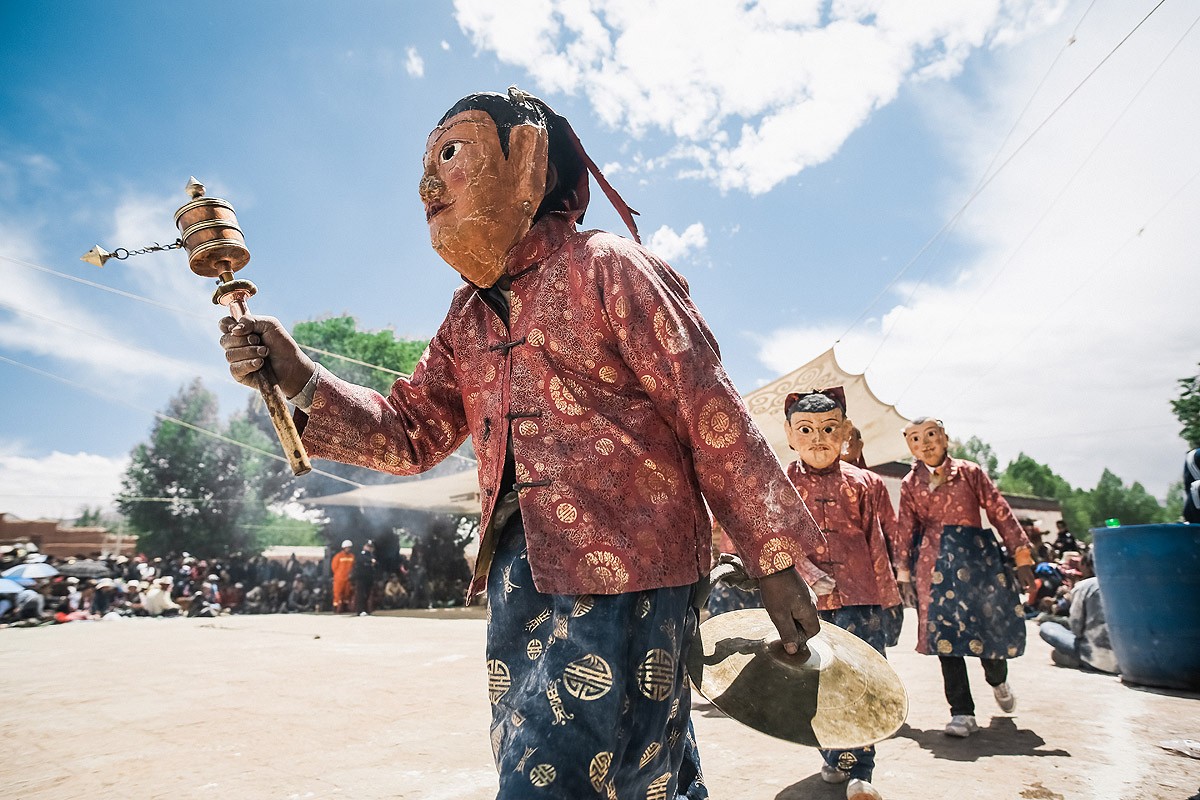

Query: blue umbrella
<box><xmin>1</xmin><ymin>562</ymin><xmax>60</xmax><ymax>584</ymax></box>
<box><xmin>0</xmin><ymin>577</ymin><xmax>25</xmax><ymax>594</ymax></box>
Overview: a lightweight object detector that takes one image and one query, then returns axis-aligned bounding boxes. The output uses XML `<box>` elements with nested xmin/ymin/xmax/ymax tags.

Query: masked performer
<box><xmin>784</xmin><ymin>389</ymin><xmax>894</xmax><ymax>800</ymax></box>
<box><xmin>842</xmin><ymin>425</ymin><xmax>905</xmax><ymax>648</ymax></box>
<box><xmin>219</xmin><ymin>88</ymin><xmax>831</xmax><ymax>799</ymax></box>
<box><xmin>894</xmin><ymin>417</ymin><xmax>1035</xmax><ymax>738</ymax></box>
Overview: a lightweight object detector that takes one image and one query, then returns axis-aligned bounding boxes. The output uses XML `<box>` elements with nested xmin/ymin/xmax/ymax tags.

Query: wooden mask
<box><xmin>420</xmin><ymin>109</ymin><xmax>549</xmax><ymax>288</ymax></box>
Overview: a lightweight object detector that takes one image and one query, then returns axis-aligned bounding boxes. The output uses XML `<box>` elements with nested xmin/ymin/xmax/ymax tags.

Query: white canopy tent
<box><xmin>743</xmin><ymin>347</ymin><xmax>912</xmax><ymax>468</ymax></box>
<box><xmin>304</xmin><ymin>347</ymin><xmax>910</xmax><ymax>512</ymax></box>
<box><xmin>304</xmin><ymin>468</ymin><xmax>481</xmax><ymax>515</ymax></box>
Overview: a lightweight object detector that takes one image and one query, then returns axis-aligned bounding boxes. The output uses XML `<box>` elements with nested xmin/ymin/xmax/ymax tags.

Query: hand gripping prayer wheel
<box><xmin>687</xmin><ymin>608</ymin><xmax>908</xmax><ymax>749</ymax></box>
<box><xmin>175</xmin><ymin>177</ymin><xmax>311</xmax><ymax>476</ymax></box>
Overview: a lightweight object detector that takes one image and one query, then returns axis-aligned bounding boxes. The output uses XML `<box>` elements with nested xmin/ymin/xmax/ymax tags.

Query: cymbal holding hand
<box><xmin>218</xmin><ymin>314</ymin><xmax>315</xmax><ymax>398</ymax></box>
<box><xmin>757</xmin><ymin>566</ymin><xmax>821</xmax><ymax>659</ymax></box>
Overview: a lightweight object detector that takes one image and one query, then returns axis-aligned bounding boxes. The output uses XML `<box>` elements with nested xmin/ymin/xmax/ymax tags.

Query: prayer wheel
<box><xmin>172</xmin><ymin>177</ymin><xmax>312</xmax><ymax>477</ymax></box>
<box><xmin>173</xmin><ymin>178</ymin><xmax>250</xmax><ymax>279</ymax></box>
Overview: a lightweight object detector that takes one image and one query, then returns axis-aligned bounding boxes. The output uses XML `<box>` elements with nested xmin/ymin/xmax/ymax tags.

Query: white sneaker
<box><xmin>821</xmin><ymin>765</ymin><xmax>850</xmax><ymax>784</ymax></box>
<box><xmin>993</xmin><ymin>682</ymin><xmax>1016</xmax><ymax>713</ymax></box>
<box><xmin>944</xmin><ymin>714</ymin><xmax>979</xmax><ymax>737</ymax></box>
<box><xmin>847</xmin><ymin>779</ymin><xmax>883</xmax><ymax>800</ymax></box>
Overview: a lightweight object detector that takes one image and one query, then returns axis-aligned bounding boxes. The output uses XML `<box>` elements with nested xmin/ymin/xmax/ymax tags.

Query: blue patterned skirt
<box><xmin>925</xmin><ymin>525</ymin><xmax>1026</xmax><ymax>659</ymax></box>
<box><xmin>883</xmin><ymin>604</ymin><xmax>904</xmax><ymax>648</ymax></box>
<box><xmin>816</xmin><ymin>605</ymin><xmax>887</xmax><ymax>781</ymax></box>
<box><xmin>486</xmin><ymin>514</ymin><xmax>707</xmax><ymax>799</ymax></box>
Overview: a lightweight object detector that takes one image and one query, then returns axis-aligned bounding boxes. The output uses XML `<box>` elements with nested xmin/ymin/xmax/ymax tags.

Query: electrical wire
<box><xmin>893</xmin><ymin>11</ymin><xmax>1200</xmax><ymax>404</ymax></box>
<box><xmin>0</xmin><ymin>352</ymin><xmax>364</xmax><ymax>489</ymax></box>
<box><xmin>839</xmin><ymin>0</ymin><xmax>1169</xmax><ymax>367</ymax></box>
<box><xmin>942</xmin><ymin>161</ymin><xmax>1200</xmax><ymax>407</ymax></box>
<box><xmin>0</xmin><ymin>253</ymin><xmax>412</xmax><ymax>378</ymax></box>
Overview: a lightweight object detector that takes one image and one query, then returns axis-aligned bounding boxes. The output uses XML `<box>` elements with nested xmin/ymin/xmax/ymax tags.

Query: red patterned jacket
<box><xmin>895</xmin><ymin>457</ymin><xmax>1031</xmax><ymax>654</ymax></box>
<box><xmin>785</xmin><ymin>460</ymin><xmax>896</xmax><ymax>611</ymax></box>
<box><xmin>299</xmin><ymin>214</ymin><xmax>826</xmax><ymax>597</ymax></box>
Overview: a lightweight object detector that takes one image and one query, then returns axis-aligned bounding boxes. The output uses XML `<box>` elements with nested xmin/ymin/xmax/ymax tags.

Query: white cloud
<box><xmin>757</xmin><ymin>3</ymin><xmax>1200</xmax><ymax>495</ymax></box>
<box><xmin>647</xmin><ymin>222</ymin><xmax>707</xmax><ymax>262</ymax></box>
<box><xmin>0</xmin><ymin>186</ymin><xmax>219</xmax><ymax>385</ymax></box>
<box><xmin>441</xmin><ymin>40</ymin><xmax>451</xmax><ymax>51</ymax></box>
<box><xmin>405</xmin><ymin>46</ymin><xmax>426</xmax><ymax>77</ymax></box>
<box><xmin>0</xmin><ymin>449</ymin><xmax>128</xmax><ymax>520</ymax></box>
<box><xmin>454</xmin><ymin>0</ymin><xmax>1068</xmax><ymax>194</ymax></box>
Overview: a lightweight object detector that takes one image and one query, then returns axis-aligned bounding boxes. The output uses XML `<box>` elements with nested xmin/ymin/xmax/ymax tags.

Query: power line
<box><xmin>943</xmin><ymin>161</ymin><xmax>1200</xmax><ymax>407</ymax></box>
<box><xmin>0</xmin><ymin>296</ymin><xmax>211</xmax><ymax>375</ymax></box>
<box><xmin>839</xmin><ymin>0</ymin><xmax>1169</xmax><ymax>365</ymax></box>
<box><xmin>895</xmin><ymin>11</ymin><xmax>1200</xmax><ymax>404</ymax></box>
<box><xmin>0</xmin><ymin>352</ymin><xmax>364</xmax><ymax>489</ymax></box>
<box><xmin>0</xmin><ymin>253</ymin><xmax>412</xmax><ymax>378</ymax></box>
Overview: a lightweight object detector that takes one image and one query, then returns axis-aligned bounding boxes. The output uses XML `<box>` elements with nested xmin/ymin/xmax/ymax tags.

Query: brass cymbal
<box><xmin>687</xmin><ymin>608</ymin><xmax>908</xmax><ymax>749</ymax></box>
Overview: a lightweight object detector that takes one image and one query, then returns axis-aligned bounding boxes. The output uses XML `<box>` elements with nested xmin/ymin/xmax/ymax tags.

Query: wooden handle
<box><xmin>252</xmin><ymin>362</ymin><xmax>312</xmax><ymax>476</ymax></box>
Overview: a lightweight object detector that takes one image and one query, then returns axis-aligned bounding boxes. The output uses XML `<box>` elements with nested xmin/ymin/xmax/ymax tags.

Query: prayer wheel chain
<box><xmin>109</xmin><ymin>238</ymin><xmax>184</xmax><ymax>261</ymax></box>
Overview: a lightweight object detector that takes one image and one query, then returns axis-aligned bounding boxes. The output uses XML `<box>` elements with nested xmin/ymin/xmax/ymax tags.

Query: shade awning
<box><xmin>303</xmin><ymin>468</ymin><xmax>481</xmax><ymax>516</ymax></box>
<box><xmin>303</xmin><ymin>347</ymin><xmax>910</xmax><ymax>512</ymax></box>
<box><xmin>743</xmin><ymin>347</ymin><xmax>912</xmax><ymax>468</ymax></box>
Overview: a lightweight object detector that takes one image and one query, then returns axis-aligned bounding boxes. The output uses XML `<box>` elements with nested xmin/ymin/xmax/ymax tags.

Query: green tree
<box><xmin>117</xmin><ymin>379</ymin><xmax>250</xmax><ymax>556</ymax></box>
<box><xmin>1171</xmin><ymin>362</ymin><xmax>1200</xmax><ymax>449</ymax></box>
<box><xmin>72</xmin><ymin>506</ymin><xmax>108</xmax><ymax>528</ymax></box>
<box><xmin>950</xmin><ymin>435</ymin><xmax>999</xmax><ymax>479</ymax></box>
<box><xmin>293</xmin><ymin>315</ymin><xmax>428</xmax><ymax>394</ymax></box>
<box><xmin>997</xmin><ymin>453</ymin><xmax>1072</xmax><ymax>499</ymax></box>
<box><xmin>289</xmin><ymin>315</ymin><xmax>441</xmax><ymax>549</ymax></box>
<box><xmin>1164</xmin><ymin>480</ymin><xmax>1185</xmax><ymax>523</ymax></box>
<box><xmin>1087</xmin><ymin>468</ymin><xmax>1168</xmax><ymax>528</ymax></box>
<box><xmin>244</xmin><ymin>513</ymin><xmax>323</xmax><ymax>548</ymax></box>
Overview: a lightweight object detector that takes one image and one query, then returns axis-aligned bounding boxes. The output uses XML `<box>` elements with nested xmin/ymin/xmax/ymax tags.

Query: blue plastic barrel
<box><xmin>1091</xmin><ymin>523</ymin><xmax>1200</xmax><ymax>690</ymax></box>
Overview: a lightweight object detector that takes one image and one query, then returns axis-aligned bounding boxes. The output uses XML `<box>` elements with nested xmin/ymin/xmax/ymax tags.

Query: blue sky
<box><xmin>1</xmin><ymin>1</ymin><xmax>1197</xmax><ymax>519</ymax></box>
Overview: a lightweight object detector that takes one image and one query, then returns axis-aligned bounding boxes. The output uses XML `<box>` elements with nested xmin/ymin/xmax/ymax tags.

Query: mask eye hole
<box><xmin>440</xmin><ymin>142</ymin><xmax>462</xmax><ymax>162</ymax></box>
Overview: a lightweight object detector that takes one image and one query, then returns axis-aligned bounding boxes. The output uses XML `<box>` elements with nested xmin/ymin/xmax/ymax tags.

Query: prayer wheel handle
<box><xmin>174</xmin><ymin>178</ymin><xmax>312</xmax><ymax>476</ymax></box>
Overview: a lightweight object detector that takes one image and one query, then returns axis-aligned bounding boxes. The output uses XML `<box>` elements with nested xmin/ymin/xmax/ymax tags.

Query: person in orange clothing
<box><xmin>330</xmin><ymin>539</ymin><xmax>356</xmax><ymax>614</ymax></box>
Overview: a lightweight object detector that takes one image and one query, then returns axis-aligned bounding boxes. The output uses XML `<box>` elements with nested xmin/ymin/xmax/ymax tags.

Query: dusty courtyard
<box><xmin>2</xmin><ymin>608</ymin><xmax>1197</xmax><ymax>800</ymax></box>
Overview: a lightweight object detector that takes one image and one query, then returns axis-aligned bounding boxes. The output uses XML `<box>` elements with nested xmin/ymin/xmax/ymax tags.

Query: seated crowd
<box><xmin>0</xmin><ymin>545</ymin><xmax>428</xmax><ymax>626</ymax></box>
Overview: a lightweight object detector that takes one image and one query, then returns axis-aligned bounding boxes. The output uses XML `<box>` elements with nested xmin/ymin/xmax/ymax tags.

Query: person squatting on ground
<box><xmin>782</xmin><ymin>388</ymin><xmax>898</xmax><ymax>800</ymax></box>
<box><xmin>894</xmin><ymin>417</ymin><xmax>1036</xmax><ymax>738</ymax></box>
<box><xmin>218</xmin><ymin>87</ymin><xmax>833</xmax><ymax>799</ymax></box>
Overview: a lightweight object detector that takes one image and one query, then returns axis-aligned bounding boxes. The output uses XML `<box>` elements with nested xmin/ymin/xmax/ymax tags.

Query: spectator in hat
<box><xmin>201</xmin><ymin>574</ymin><xmax>222</xmax><ymax>606</ymax></box>
<box><xmin>92</xmin><ymin>578</ymin><xmax>116</xmax><ymax>616</ymax></box>
<box><xmin>143</xmin><ymin>576</ymin><xmax>181</xmax><ymax>617</ymax></box>
<box><xmin>223</xmin><ymin>581</ymin><xmax>245</xmax><ymax>613</ymax></box>
<box><xmin>243</xmin><ymin>583</ymin><xmax>266</xmax><ymax>614</ymax></box>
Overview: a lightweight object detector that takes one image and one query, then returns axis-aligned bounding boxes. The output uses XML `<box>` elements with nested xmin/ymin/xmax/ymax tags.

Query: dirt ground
<box><xmin>2</xmin><ymin>608</ymin><xmax>1198</xmax><ymax>800</ymax></box>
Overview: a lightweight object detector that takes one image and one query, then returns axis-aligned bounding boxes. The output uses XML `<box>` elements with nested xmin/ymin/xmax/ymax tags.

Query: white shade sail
<box><xmin>304</xmin><ymin>347</ymin><xmax>910</xmax><ymax>513</ymax></box>
<box><xmin>304</xmin><ymin>468</ymin><xmax>481</xmax><ymax>515</ymax></box>
<box><xmin>743</xmin><ymin>347</ymin><xmax>912</xmax><ymax>468</ymax></box>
